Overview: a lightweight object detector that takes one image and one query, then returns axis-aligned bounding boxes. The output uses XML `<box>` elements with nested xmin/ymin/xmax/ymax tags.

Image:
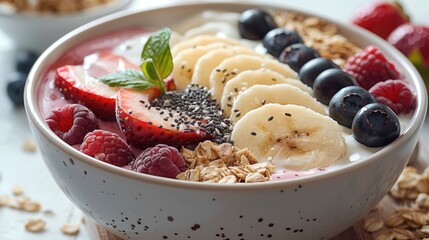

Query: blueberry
<box><xmin>6</xmin><ymin>72</ymin><xmax>28</xmax><ymax>106</ymax></box>
<box><xmin>238</xmin><ymin>9</ymin><xmax>277</xmax><ymax>40</ymax></box>
<box><xmin>313</xmin><ymin>69</ymin><xmax>357</xmax><ymax>105</ymax></box>
<box><xmin>279</xmin><ymin>43</ymin><xmax>320</xmax><ymax>72</ymax></box>
<box><xmin>352</xmin><ymin>103</ymin><xmax>400</xmax><ymax>147</ymax></box>
<box><xmin>263</xmin><ymin>28</ymin><xmax>303</xmax><ymax>58</ymax></box>
<box><xmin>16</xmin><ymin>50</ymin><xmax>39</xmax><ymax>74</ymax></box>
<box><xmin>329</xmin><ymin>86</ymin><xmax>377</xmax><ymax>128</ymax></box>
<box><xmin>298</xmin><ymin>58</ymin><xmax>339</xmax><ymax>87</ymax></box>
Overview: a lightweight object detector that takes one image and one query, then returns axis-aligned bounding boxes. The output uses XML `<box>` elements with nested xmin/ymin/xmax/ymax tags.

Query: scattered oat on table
<box><xmin>363</xmin><ymin>217</ymin><xmax>384</xmax><ymax>233</ymax></box>
<box><xmin>43</xmin><ymin>209</ymin><xmax>55</xmax><ymax>217</ymax></box>
<box><xmin>7</xmin><ymin>195</ymin><xmax>41</xmax><ymax>212</ymax></box>
<box><xmin>12</xmin><ymin>184</ymin><xmax>23</xmax><ymax>196</ymax></box>
<box><xmin>21</xmin><ymin>139</ymin><xmax>37</xmax><ymax>153</ymax></box>
<box><xmin>363</xmin><ymin>166</ymin><xmax>429</xmax><ymax>239</ymax></box>
<box><xmin>0</xmin><ymin>195</ymin><xmax>8</xmax><ymax>207</ymax></box>
<box><xmin>1</xmin><ymin>186</ymin><xmax>42</xmax><ymax>212</ymax></box>
<box><xmin>25</xmin><ymin>218</ymin><xmax>46</xmax><ymax>233</ymax></box>
<box><xmin>60</xmin><ymin>223</ymin><xmax>80</xmax><ymax>236</ymax></box>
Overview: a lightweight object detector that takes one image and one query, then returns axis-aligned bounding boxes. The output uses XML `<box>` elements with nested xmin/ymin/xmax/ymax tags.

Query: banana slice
<box><xmin>231</xmin><ymin>103</ymin><xmax>346</xmax><ymax>171</ymax></box>
<box><xmin>209</xmin><ymin>55</ymin><xmax>298</xmax><ymax>102</ymax></box>
<box><xmin>172</xmin><ymin>43</ymin><xmax>235</xmax><ymax>90</ymax></box>
<box><xmin>171</xmin><ymin>35</ymin><xmax>241</xmax><ymax>56</ymax></box>
<box><xmin>191</xmin><ymin>46</ymin><xmax>268</xmax><ymax>88</ymax></box>
<box><xmin>230</xmin><ymin>84</ymin><xmax>326</xmax><ymax>123</ymax></box>
<box><xmin>220</xmin><ymin>69</ymin><xmax>312</xmax><ymax>116</ymax></box>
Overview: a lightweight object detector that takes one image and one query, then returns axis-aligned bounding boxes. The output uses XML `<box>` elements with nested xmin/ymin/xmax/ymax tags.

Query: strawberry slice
<box><xmin>55</xmin><ymin>51</ymin><xmax>139</xmax><ymax>121</ymax></box>
<box><xmin>116</xmin><ymin>88</ymin><xmax>210</xmax><ymax>149</ymax></box>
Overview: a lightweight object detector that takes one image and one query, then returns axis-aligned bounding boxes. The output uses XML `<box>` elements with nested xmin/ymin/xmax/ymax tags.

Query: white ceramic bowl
<box><xmin>25</xmin><ymin>2</ymin><xmax>427</xmax><ymax>240</ymax></box>
<box><xmin>0</xmin><ymin>0</ymin><xmax>132</xmax><ymax>53</ymax></box>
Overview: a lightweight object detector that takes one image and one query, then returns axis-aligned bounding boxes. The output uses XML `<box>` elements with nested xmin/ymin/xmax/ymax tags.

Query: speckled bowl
<box><xmin>25</xmin><ymin>1</ymin><xmax>427</xmax><ymax>240</ymax></box>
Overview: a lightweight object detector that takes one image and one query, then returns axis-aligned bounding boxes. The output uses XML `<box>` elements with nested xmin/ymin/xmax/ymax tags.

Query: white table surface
<box><xmin>0</xmin><ymin>0</ymin><xmax>428</xmax><ymax>239</ymax></box>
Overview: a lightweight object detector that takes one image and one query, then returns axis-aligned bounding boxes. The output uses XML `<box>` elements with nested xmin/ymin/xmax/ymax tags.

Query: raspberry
<box><xmin>81</xmin><ymin>130</ymin><xmax>135</xmax><ymax>167</ymax></box>
<box><xmin>46</xmin><ymin>104</ymin><xmax>99</xmax><ymax>145</ymax></box>
<box><xmin>369</xmin><ymin>80</ymin><xmax>416</xmax><ymax>115</ymax></box>
<box><xmin>131</xmin><ymin>144</ymin><xmax>187</xmax><ymax>178</ymax></box>
<box><xmin>343</xmin><ymin>46</ymin><xmax>400</xmax><ymax>90</ymax></box>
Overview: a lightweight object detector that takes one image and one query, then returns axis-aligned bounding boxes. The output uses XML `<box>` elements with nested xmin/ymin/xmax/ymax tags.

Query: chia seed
<box><xmin>150</xmin><ymin>84</ymin><xmax>232</xmax><ymax>143</ymax></box>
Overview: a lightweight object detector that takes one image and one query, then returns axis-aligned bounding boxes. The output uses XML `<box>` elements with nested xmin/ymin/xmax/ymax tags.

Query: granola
<box><xmin>177</xmin><ymin>141</ymin><xmax>275</xmax><ymax>183</ymax></box>
<box><xmin>364</xmin><ymin>166</ymin><xmax>429</xmax><ymax>239</ymax></box>
<box><xmin>275</xmin><ymin>12</ymin><xmax>361</xmax><ymax>67</ymax></box>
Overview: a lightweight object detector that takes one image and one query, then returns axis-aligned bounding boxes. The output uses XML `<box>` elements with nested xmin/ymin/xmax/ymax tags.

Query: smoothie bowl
<box><xmin>24</xmin><ymin>1</ymin><xmax>427</xmax><ymax>240</ymax></box>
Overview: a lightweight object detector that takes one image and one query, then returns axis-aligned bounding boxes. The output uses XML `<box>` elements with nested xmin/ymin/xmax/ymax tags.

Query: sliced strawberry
<box><xmin>164</xmin><ymin>74</ymin><xmax>176</xmax><ymax>92</ymax></box>
<box><xmin>55</xmin><ymin>51</ymin><xmax>140</xmax><ymax>121</ymax></box>
<box><xmin>116</xmin><ymin>88</ymin><xmax>210</xmax><ymax>149</ymax></box>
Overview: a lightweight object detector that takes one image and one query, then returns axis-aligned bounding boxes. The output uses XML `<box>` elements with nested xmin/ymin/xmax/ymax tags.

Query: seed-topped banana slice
<box><xmin>231</xmin><ymin>104</ymin><xmax>346</xmax><ymax>171</ymax></box>
<box><xmin>191</xmin><ymin>46</ymin><xmax>268</xmax><ymax>88</ymax></box>
<box><xmin>172</xmin><ymin>43</ymin><xmax>235</xmax><ymax>90</ymax></box>
<box><xmin>230</xmin><ymin>84</ymin><xmax>326</xmax><ymax>123</ymax></box>
<box><xmin>220</xmin><ymin>69</ymin><xmax>312</xmax><ymax>116</ymax></box>
<box><xmin>171</xmin><ymin>35</ymin><xmax>241</xmax><ymax>56</ymax></box>
<box><xmin>209</xmin><ymin>55</ymin><xmax>298</xmax><ymax>102</ymax></box>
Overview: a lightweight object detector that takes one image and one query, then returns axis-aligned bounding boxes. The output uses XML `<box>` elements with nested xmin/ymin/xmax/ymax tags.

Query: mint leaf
<box><xmin>141</xmin><ymin>59</ymin><xmax>158</xmax><ymax>81</ymax></box>
<box><xmin>141</xmin><ymin>28</ymin><xmax>173</xmax><ymax>80</ymax></box>
<box><xmin>99</xmin><ymin>69</ymin><xmax>156</xmax><ymax>90</ymax></box>
<box><xmin>98</xmin><ymin>28</ymin><xmax>173</xmax><ymax>94</ymax></box>
<box><xmin>141</xmin><ymin>59</ymin><xmax>166</xmax><ymax>93</ymax></box>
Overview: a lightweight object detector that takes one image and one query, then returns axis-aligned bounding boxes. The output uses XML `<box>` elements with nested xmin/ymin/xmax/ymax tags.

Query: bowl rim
<box><xmin>25</xmin><ymin>0</ymin><xmax>428</xmax><ymax>191</ymax></box>
<box><xmin>0</xmin><ymin>0</ymin><xmax>132</xmax><ymax>19</ymax></box>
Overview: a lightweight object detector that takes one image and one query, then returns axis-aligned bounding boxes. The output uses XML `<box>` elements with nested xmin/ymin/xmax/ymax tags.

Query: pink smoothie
<box><xmin>36</xmin><ymin>27</ymin><xmax>408</xmax><ymax>182</ymax></box>
<box><xmin>37</xmin><ymin>28</ymin><xmax>149</xmax><ymax>156</ymax></box>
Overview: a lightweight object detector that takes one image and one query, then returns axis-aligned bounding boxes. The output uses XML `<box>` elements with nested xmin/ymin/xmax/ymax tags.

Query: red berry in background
<box><xmin>352</xmin><ymin>1</ymin><xmax>409</xmax><ymax>40</ymax></box>
<box><xmin>369</xmin><ymin>79</ymin><xmax>416</xmax><ymax>115</ymax></box>
<box><xmin>46</xmin><ymin>104</ymin><xmax>99</xmax><ymax>145</ymax></box>
<box><xmin>81</xmin><ymin>130</ymin><xmax>135</xmax><ymax>167</ymax></box>
<box><xmin>388</xmin><ymin>23</ymin><xmax>429</xmax><ymax>91</ymax></box>
<box><xmin>388</xmin><ymin>24</ymin><xmax>429</xmax><ymax>66</ymax></box>
<box><xmin>343</xmin><ymin>46</ymin><xmax>400</xmax><ymax>90</ymax></box>
<box><xmin>131</xmin><ymin>144</ymin><xmax>187</xmax><ymax>179</ymax></box>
